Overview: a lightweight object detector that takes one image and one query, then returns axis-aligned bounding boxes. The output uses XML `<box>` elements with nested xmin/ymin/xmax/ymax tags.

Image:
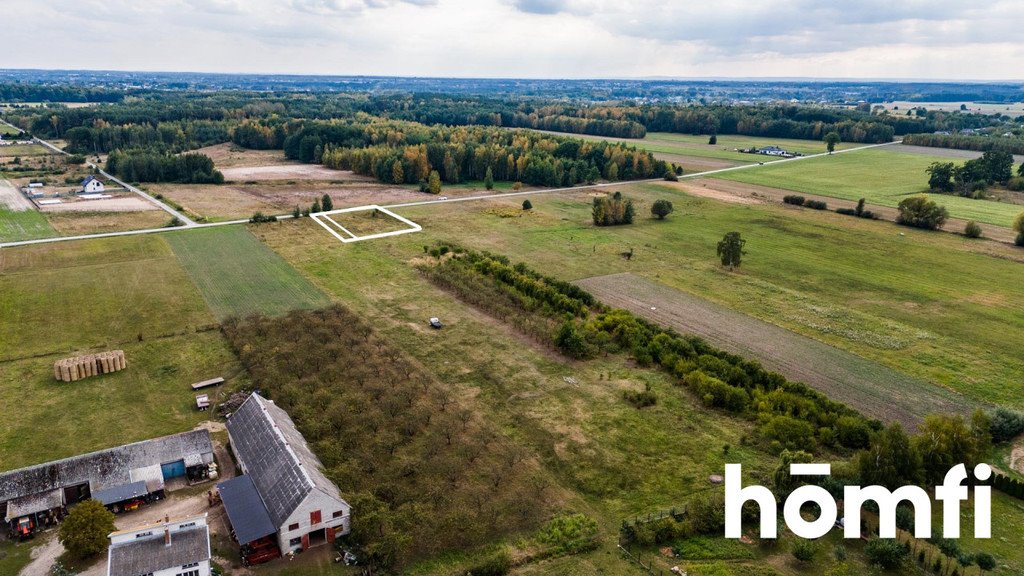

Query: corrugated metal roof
<box><xmin>108</xmin><ymin>525</ymin><xmax>210</xmax><ymax>575</ymax></box>
<box><xmin>217</xmin><ymin>475</ymin><xmax>276</xmax><ymax>544</ymax></box>
<box><xmin>0</xmin><ymin>430</ymin><xmax>213</xmax><ymax>505</ymax></box>
<box><xmin>93</xmin><ymin>480</ymin><xmax>148</xmax><ymax>506</ymax></box>
<box><xmin>225</xmin><ymin>393</ymin><xmax>346</xmax><ymax>528</ymax></box>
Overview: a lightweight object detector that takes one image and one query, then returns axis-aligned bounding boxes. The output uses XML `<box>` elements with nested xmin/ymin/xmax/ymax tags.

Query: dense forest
<box><xmin>106</xmin><ymin>150</ymin><xmax>224</xmax><ymax>183</ymax></box>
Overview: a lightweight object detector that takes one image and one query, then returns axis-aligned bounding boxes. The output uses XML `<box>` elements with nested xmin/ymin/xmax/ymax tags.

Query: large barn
<box><xmin>221</xmin><ymin>393</ymin><xmax>350</xmax><ymax>563</ymax></box>
<box><xmin>0</xmin><ymin>430</ymin><xmax>214</xmax><ymax>537</ymax></box>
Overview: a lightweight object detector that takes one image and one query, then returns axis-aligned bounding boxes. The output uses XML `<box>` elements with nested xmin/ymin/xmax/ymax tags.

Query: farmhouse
<box><xmin>107</xmin><ymin>514</ymin><xmax>212</xmax><ymax>576</ymax></box>
<box><xmin>757</xmin><ymin>145</ymin><xmax>792</xmax><ymax>157</ymax></box>
<box><xmin>81</xmin><ymin>175</ymin><xmax>105</xmax><ymax>193</ymax></box>
<box><xmin>220</xmin><ymin>393</ymin><xmax>351</xmax><ymax>564</ymax></box>
<box><xmin>0</xmin><ymin>430</ymin><xmax>215</xmax><ymax>538</ymax></box>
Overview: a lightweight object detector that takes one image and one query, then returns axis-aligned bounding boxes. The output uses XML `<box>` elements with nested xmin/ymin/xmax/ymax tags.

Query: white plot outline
<box><xmin>310</xmin><ymin>204</ymin><xmax>422</xmax><ymax>243</ymax></box>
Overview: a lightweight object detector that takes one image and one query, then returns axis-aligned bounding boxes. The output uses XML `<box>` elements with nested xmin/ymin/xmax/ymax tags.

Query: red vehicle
<box><xmin>241</xmin><ymin>537</ymin><xmax>281</xmax><ymax>566</ymax></box>
<box><xmin>14</xmin><ymin>516</ymin><xmax>35</xmax><ymax>540</ymax></box>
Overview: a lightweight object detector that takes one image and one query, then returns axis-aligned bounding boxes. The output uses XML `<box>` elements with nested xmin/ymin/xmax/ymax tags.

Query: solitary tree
<box><xmin>824</xmin><ymin>131</ymin><xmax>841</xmax><ymax>154</ymax></box>
<box><xmin>522</xmin><ymin>199</ymin><xmax>532</xmax><ymax>211</ymax></box>
<box><xmin>716</xmin><ymin>232</ymin><xmax>746</xmax><ymax>270</ymax></box>
<box><xmin>321</xmin><ymin>194</ymin><xmax>334</xmax><ymax>212</ymax></box>
<box><xmin>311</xmin><ymin>198</ymin><xmax>321</xmax><ymax>213</ymax></box>
<box><xmin>1014</xmin><ymin>211</ymin><xmax>1024</xmax><ymax>246</ymax></box>
<box><xmin>708</xmin><ymin>133</ymin><xmax>718</xmax><ymax>145</ymax></box>
<box><xmin>651</xmin><ymin>199</ymin><xmax>674</xmax><ymax>220</ymax></box>
<box><xmin>428</xmin><ymin>170</ymin><xmax>442</xmax><ymax>194</ymax></box>
<box><xmin>59</xmin><ymin>500</ymin><xmax>115</xmax><ymax>559</ymax></box>
<box><xmin>964</xmin><ymin>220</ymin><xmax>983</xmax><ymax>239</ymax></box>
<box><xmin>896</xmin><ymin>195</ymin><xmax>948</xmax><ymax>230</ymax></box>
<box><xmin>484</xmin><ymin>166</ymin><xmax>494</xmax><ymax>191</ymax></box>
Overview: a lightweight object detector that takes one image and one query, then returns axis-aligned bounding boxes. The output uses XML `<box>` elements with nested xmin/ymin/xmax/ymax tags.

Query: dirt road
<box><xmin>575</xmin><ymin>273</ymin><xmax>973</xmax><ymax>429</ymax></box>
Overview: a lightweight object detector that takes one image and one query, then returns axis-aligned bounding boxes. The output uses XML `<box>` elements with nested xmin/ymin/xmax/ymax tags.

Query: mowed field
<box><xmin>576</xmin><ymin>273</ymin><xmax>966</xmax><ymax>428</ymax></box>
<box><xmin>544</xmin><ymin>131</ymin><xmax>855</xmax><ymax>172</ymax></box>
<box><xmin>164</xmin><ymin>225</ymin><xmax>331</xmax><ymax>319</ymax></box>
<box><xmin>374</xmin><ymin>182</ymin><xmax>1024</xmax><ymax>410</ymax></box>
<box><xmin>0</xmin><ymin>207</ymin><xmax>56</xmax><ymax>242</ymax></box>
<box><xmin>0</xmin><ymin>235</ymin><xmax>214</xmax><ymax>359</ymax></box>
<box><xmin>715</xmin><ymin>146</ymin><xmax>1024</xmax><ymax>227</ymax></box>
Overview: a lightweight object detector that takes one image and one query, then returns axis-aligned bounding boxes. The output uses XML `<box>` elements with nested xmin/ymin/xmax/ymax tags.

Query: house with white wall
<box><xmin>221</xmin><ymin>393</ymin><xmax>351</xmax><ymax>561</ymax></box>
<box><xmin>106</xmin><ymin>514</ymin><xmax>211</xmax><ymax>576</ymax></box>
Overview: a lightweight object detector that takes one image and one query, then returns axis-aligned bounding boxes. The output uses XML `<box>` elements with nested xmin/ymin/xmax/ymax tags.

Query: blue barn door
<box><xmin>161</xmin><ymin>460</ymin><xmax>186</xmax><ymax>479</ymax></box>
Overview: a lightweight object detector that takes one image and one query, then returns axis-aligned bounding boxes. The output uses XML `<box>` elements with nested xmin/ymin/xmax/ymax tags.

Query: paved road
<box><xmin>0</xmin><ymin>140</ymin><xmax>904</xmax><ymax>249</ymax></box>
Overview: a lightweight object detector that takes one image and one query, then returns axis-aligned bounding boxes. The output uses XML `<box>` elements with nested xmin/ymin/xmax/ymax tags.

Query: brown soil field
<box><xmin>152</xmin><ymin>182</ymin><xmax>444</xmax><ymax>221</ymax></box>
<box><xmin>37</xmin><ymin>195</ymin><xmax>156</xmax><ymax>213</ymax></box>
<box><xmin>191</xmin><ymin>143</ymin><xmax>292</xmax><ymax>168</ymax></box>
<box><xmin>325</xmin><ymin>208</ymin><xmax>414</xmax><ymax>236</ymax></box>
<box><xmin>686</xmin><ymin>177</ymin><xmax>1020</xmax><ymax>244</ymax></box>
<box><xmin>220</xmin><ymin>164</ymin><xmax>370</xmax><ymax>181</ymax></box>
<box><xmin>575</xmin><ymin>273</ymin><xmax>971</xmax><ymax>428</ymax></box>
<box><xmin>45</xmin><ymin>210</ymin><xmax>171</xmax><ymax>235</ymax></box>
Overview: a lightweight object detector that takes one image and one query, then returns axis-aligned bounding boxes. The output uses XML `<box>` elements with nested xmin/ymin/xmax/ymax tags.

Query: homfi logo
<box><xmin>724</xmin><ymin>463</ymin><xmax>992</xmax><ymax>539</ymax></box>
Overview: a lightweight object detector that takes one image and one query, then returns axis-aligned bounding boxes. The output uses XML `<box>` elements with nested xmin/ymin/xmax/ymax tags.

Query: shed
<box><xmin>93</xmin><ymin>481</ymin><xmax>148</xmax><ymax>506</ymax></box>
<box><xmin>218</xmin><ymin>475</ymin><xmax>276</xmax><ymax>545</ymax></box>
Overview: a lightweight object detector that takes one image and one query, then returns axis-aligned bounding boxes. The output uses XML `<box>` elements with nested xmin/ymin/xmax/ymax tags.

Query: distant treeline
<box><xmin>0</xmin><ymin>83</ymin><xmax>127</xmax><ymax>103</ymax></box>
<box><xmin>64</xmin><ymin>121</ymin><xmax>232</xmax><ymax>154</ymax></box>
<box><xmin>903</xmin><ymin>133</ymin><xmax>1024</xmax><ymax>156</ymax></box>
<box><xmin>106</xmin><ymin>150</ymin><xmax>224</xmax><ymax>184</ymax></box>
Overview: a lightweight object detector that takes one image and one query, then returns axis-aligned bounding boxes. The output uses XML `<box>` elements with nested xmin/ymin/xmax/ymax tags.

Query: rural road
<box><xmin>29</xmin><ymin>136</ymin><xmax>198</xmax><ymax>226</ymax></box>
<box><xmin>2</xmin><ymin>138</ymin><xmax>980</xmax><ymax>251</ymax></box>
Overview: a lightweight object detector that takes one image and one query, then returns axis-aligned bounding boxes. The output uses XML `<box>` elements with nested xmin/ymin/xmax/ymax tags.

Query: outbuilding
<box><xmin>81</xmin><ymin>175</ymin><xmax>105</xmax><ymax>193</ymax></box>
<box><xmin>221</xmin><ymin>393</ymin><xmax>351</xmax><ymax>563</ymax></box>
<box><xmin>107</xmin><ymin>513</ymin><xmax>212</xmax><ymax>576</ymax></box>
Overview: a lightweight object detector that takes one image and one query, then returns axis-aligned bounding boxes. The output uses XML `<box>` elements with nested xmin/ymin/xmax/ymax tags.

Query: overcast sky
<box><xmin>2</xmin><ymin>0</ymin><xmax>1021</xmax><ymax>80</ymax></box>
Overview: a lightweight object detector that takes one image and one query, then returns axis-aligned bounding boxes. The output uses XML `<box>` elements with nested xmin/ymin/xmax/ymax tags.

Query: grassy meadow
<box><xmin>0</xmin><ymin>234</ymin><xmax>214</xmax><ymax>359</ymax></box>
<box><xmin>714</xmin><ymin>147</ymin><xmax>1024</xmax><ymax>227</ymax></box>
<box><xmin>164</xmin><ymin>225</ymin><xmax>330</xmax><ymax>320</ymax></box>
<box><xmin>0</xmin><ymin>206</ymin><xmax>56</xmax><ymax>241</ymax></box>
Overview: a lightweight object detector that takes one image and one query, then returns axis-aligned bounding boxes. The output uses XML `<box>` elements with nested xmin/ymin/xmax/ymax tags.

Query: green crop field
<box><xmin>0</xmin><ymin>235</ymin><xmax>214</xmax><ymax>359</ymax></box>
<box><xmin>164</xmin><ymin>225</ymin><xmax>330</xmax><ymax>320</ymax></box>
<box><xmin>714</xmin><ymin>147</ymin><xmax>1024</xmax><ymax>227</ymax></box>
<box><xmin>0</xmin><ymin>207</ymin><xmax>56</xmax><ymax>241</ymax></box>
<box><xmin>0</xmin><ymin>143</ymin><xmax>53</xmax><ymax>157</ymax></box>
<box><xmin>0</xmin><ymin>123</ymin><xmax>21</xmax><ymax>135</ymax></box>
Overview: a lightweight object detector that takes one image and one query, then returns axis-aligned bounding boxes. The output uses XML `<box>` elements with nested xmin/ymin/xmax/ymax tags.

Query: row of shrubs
<box><xmin>427</xmin><ymin>246</ymin><xmax>880</xmax><ymax>454</ymax></box>
<box><xmin>835</xmin><ymin>198</ymin><xmax>878</xmax><ymax>220</ymax></box>
<box><xmin>782</xmin><ymin>194</ymin><xmax>827</xmax><ymax>210</ymax></box>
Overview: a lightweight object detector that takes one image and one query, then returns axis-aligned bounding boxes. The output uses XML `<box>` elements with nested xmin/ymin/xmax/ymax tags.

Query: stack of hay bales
<box><xmin>53</xmin><ymin>350</ymin><xmax>127</xmax><ymax>382</ymax></box>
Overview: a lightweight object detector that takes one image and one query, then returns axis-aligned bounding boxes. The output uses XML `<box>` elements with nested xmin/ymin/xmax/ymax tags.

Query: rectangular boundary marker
<box><xmin>310</xmin><ymin>204</ymin><xmax>422</xmax><ymax>244</ymax></box>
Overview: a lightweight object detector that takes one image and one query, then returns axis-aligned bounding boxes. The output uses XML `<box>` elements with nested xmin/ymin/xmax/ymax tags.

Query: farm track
<box><xmin>575</xmin><ymin>273</ymin><xmax>974</xmax><ymax>428</ymax></box>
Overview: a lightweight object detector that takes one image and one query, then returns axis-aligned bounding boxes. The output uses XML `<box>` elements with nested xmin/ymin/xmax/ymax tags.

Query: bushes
<box><xmin>964</xmin><ymin>220</ymin><xmax>983</xmax><ymax>238</ymax></box>
<box><xmin>864</xmin><ymin>539</ymin><xmax>909</xmax><ymax>569</ymax></box>
<box><xmin>791</xmin><ymin>539</ymin><xmax>818</xmax><ymax>562</ymax></box>
<box><xmin>1014</xmin><ymin>211</ymin><xmax>1024</xmax><ymax>246</ymax></box>
<box><xmin>684</xmin><ymin>370</ymin><xmax>749</xmax><ymax>412</ymax></box>
<box><xmin>651</xmin><ymin>199</ymin><xmax>674</xmax><ymax>220</ymax></box>
<box><xmin>592</xmin><ymin>192</ymin><xmax>635</xmax><ymax>226</ymax></box>
<box><xmin>760</xmin><ymin>415</ymin><xmax>816</xmax><ymax>453</ymax></box>
<box><xmin>535</xmin><ymin>513</ymin><xmax>599</xmax><ymax>555</ymax></box>
<box><xmin>897</xmin><ymin>195</ymin><xmax>948</xmax><ymax>230</ymax></box>
<box><xmin>836</xmin><ymin>198</ymin><xmax>878</xmax><ymax>219</ymax></box>
<box><xmin>990</xmin><ymin>407</ymin><xmax>1024</xmax><ymax>443</ymax></box>
<box><xmin>783</xmin><ymin>194</ymin><xmax>827</xmax><ymax>210</ymax></box>
<box><xmin>464</xmin><ymin>550</ymin><xmax>512</xmax><ymax>576</ymax></box>
<box><xmin>249</xmin><ymin>212</ymin><xmax>278</xmax><ymax>223</ymax></box>
<box><xmin>623</xmin><ymin>384</ymin><xmax>658</xmax><ymax>408</ymax></box>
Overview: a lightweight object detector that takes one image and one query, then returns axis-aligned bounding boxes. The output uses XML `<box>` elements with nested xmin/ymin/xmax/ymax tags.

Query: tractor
<box><xmin>12</xmin><ymin>516</ymin><xmax>35</xmax><ymax>540</ymax></box>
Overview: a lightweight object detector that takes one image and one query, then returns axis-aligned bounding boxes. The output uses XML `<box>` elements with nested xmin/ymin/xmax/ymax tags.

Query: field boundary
<box><xmin>311</xmin><ymin>204</ymin><xmax>422</xmax><ymax>243</ymax></box>
<box><xmin>575</xmin><ymin>273</ymin><xmax>973</xmax><ymax>428</ymax></box>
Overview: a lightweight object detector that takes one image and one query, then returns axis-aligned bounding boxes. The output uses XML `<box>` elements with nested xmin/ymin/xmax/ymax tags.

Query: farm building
<box><xmin>107</xmin><ymin>513</ymin><xmax>211</xmax><ymax>576</ymax></box>
<box><xmin>81</xmin><ymin>175</ymin><xmax>105</xmax><ymax>193</ymax></box>
<box><xmin>221</xmin><ymin>393</ymin><xmax>350</xmax><ymax>564</ymax></box>
<box><xmin>757</xmin><ymin>145</ymin><xmax>792</xmax><ymax>157</ymax></box>
<box><xmin>0</xmin><ymin>430</ymin><xmax>214</xmax><ymax>539</ymax></box>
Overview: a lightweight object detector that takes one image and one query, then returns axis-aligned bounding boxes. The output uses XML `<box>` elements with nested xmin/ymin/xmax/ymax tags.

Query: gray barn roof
<box><xmin>217</xmin><ymin>475</ymin><xmax>276</xmax><ymax>544</ymax></box>
<box><xmin>0</xmin><ymin>430</ymin><xmax>213</xmax><ymax>504</ymax></box>
<box><xmin>93</xmin><ymin>480</ymin><xmax>148</xmax><ymax>506</ymax></box>
<box><xmin>108</xmin><ymin>524</ymin><xmax>210</xmax><ymax>576</ymax></box>
<box><xmin>226</xmin><ymin>393</ymin><xmax>345</xmax><ymax>528</ymax></box>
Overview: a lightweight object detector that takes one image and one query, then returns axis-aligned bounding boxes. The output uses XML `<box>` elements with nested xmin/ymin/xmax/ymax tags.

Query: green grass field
<box><xmin>547</xmin><ymin>131</ymin><xmax>855</xmax><ymax>166</ymax></box>
<box><xmin>164</xmin><ymin>225</ymin><xmax>330</xmax><ymax>319</ymax></box>
<box><xmin>0</xmin><ymin>143</ymin><xmax>53</xmax><ymax>157</ymax></box>
<box><xmin>0</xmin><ymin>206</ymin><xmax>56</xmax><ymax>241</ymax></box>
<box><xmin>375</xmin><ymin>183</ymin><xmax>1024</xmax><ymax>409</ymax></box>
<box><xmin>0</xmin><ymin>235</ymin><xmax>214</xmax><ymax>359</ymax></box>
<box><xmin>714</xmin><ymin>147</ymin><xmax>1024</xmax><ymax>227</ymax></box>
<box><xmin>0</xmin><ymin>123</ymin><xmax>21</xmax><ymax>135</ymax></box>
<box><xmin>0</xmin><ymin>330</ymin><xmax>242</xmax><ymax>469</ymax></box>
